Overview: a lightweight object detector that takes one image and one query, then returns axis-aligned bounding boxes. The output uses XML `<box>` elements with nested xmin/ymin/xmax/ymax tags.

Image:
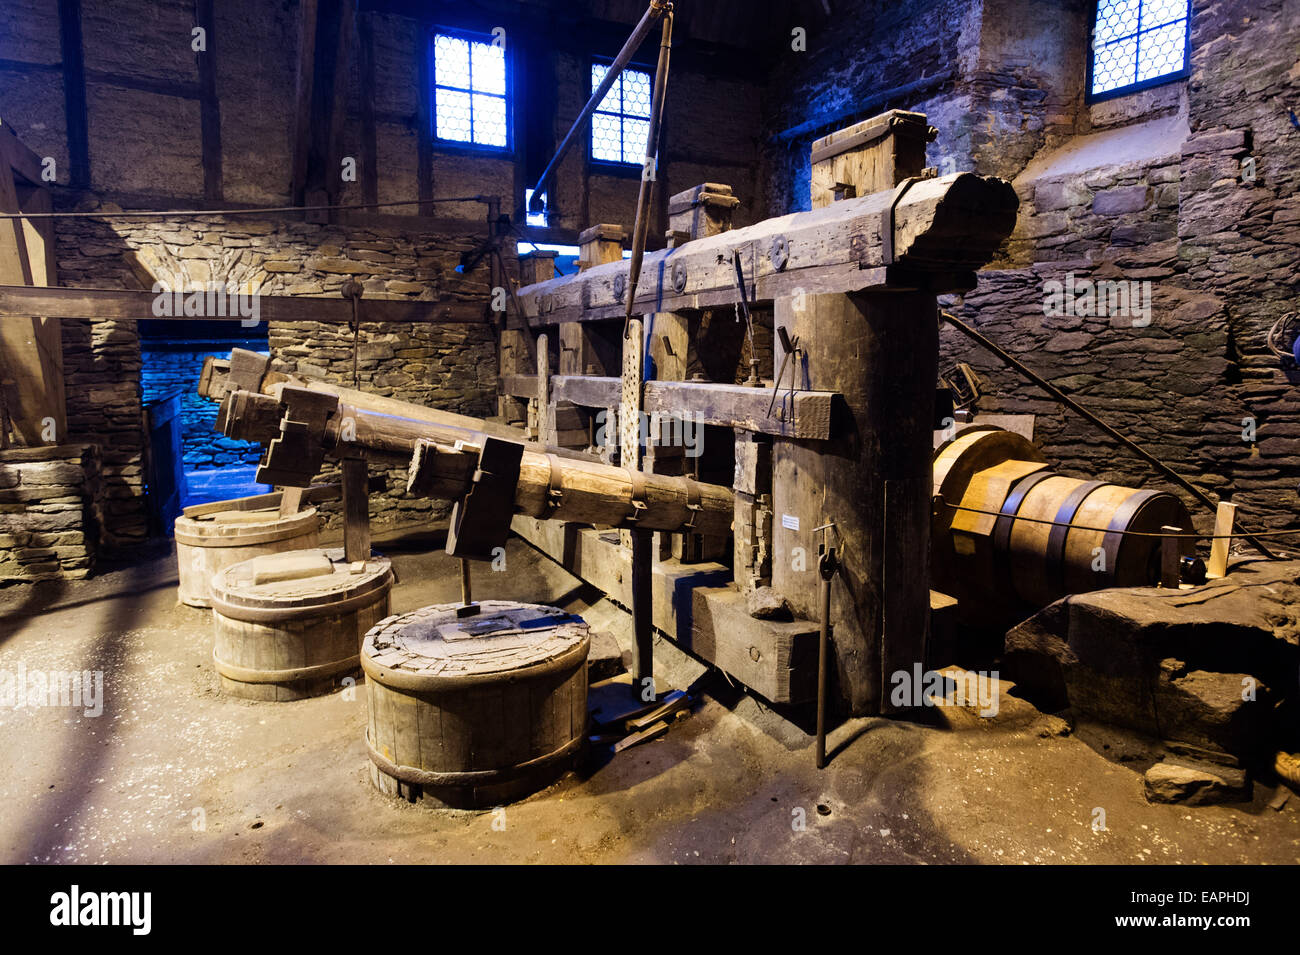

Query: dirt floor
<box><xmin>1</xmin><ymin>529</ymin><xmax>1297</xmax><ymax>865</ymax></box>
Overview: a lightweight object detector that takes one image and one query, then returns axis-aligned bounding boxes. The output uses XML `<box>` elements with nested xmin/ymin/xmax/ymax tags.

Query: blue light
<box><xmin>525</xmin><ymin>188</ymin><xmax>547</xmax><ymax>227</ymax></box>
<box><xmin>432</xmin><ymin>32</ymin><xmax>508</xmax><ymax>148</ymax></box>
<box><xmin>1091</xmin><ymin>0</ymin><xmax>1189</xmax><ymax>98</ymax></box>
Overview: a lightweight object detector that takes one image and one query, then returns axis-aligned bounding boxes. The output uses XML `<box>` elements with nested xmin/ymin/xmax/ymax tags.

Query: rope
<box><xmin>0</xmin><ymin>196</ymin><xmax>492</xmax><ymax>221</ymax></box>
<box><xmin>934</xmin><ymin>493</ymin><xmax>1300</xmax><ymax>541</ymax></box>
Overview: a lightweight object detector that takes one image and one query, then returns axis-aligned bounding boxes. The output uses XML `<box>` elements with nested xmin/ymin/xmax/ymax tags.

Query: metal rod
<box><xmin>731</xmin><ymin>249</ymin><xmax>760</xmax><ymax>384</ymax></box>
<box><xmin>940</xmin><ymin>310</ymin><xmax>1278</xmax><ymax>559</ymax></box>
<box><xmin>815</xmin><ymin>544</ymin><xmax>837</xmax><ymax>769</ymax></box>
<box><xmin>631</xmin><ymin>526</ymin><xmax>655</xmax><ymax>695</ymax></box>
<box><xmin>622</xmin><ymin>6</ymin><xmax>674</xmax><ymax>338</ymax></box>
<box><xmin>460</xmin><ymin>557</ymin><xmax>473</xmax><ymax>605</ymax></box>
<box><xmin>527</xmin><ymin>0</ymin><xmax>668</xmax><ymax>216</ymax></box>
<box><xmin>767</xmin><ymin>329</ymin><xmax>798</xmax><ymax>416</ymax></box>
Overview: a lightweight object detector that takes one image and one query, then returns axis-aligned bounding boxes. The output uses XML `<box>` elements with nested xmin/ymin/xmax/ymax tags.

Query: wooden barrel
<box><xmin>1000</xmin><ymin>473</ymin><xmax>1193</xmax><ymax>608</ymax></box>
<box><xmin>932</xmin><ymin>426</ymin><xmax>1193</xmax><ymax>623</ymax></box>
<box><xmin>211</xmin><ymin>547</ymin><xmax>393</xmax><ymax>701</ymax></box>
<box><xmin>362</xmin><ymin>600</ymin><xmax>589</xmax><ymax>809</ymax></box>
<box><xmin>175</xmin><ymin>505</ymin><xmax>319</xmax><ymax>608</ymax></box>
<box><xmin>931</xmin><ymin>426</ymin><xmax>1046</xmax><ymax>624</ymax></box>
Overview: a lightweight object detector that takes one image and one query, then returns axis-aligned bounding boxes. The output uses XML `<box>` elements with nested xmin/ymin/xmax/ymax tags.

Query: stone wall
<box><xmin>763</xmin><ymin>0</ymin><xmax>1300</xmax><ymax>540</ymax></box>
<box><xmin>140</xmin><ymin>344</ymin><xmax>267</xmax><ymax>470</ymax></box>
<box><xmin>55</xmin><ymin>204</ymin><xmax>499</xmax><ymax>531</ymax></box>
<box><xmin>0</xmin><ymin>0</ymin><xmax>769</xmax><ymax>558</ymax></box>
<box><xmin>58</xmin><ymin>312</ymin><xmax>148</xmax><ymax>551</ymax></box>
<box><xmin>0</xmin><ymin>445</ymin><xmax>100</xmax><ymax>582</ymax></box>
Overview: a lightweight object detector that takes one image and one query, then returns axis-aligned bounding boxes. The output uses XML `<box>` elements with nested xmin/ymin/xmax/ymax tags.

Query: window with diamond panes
<box><xmin>431</xmin><ymin>32</ymin><xmax>508</xmax><ymax>149</ymax></box>
<box><xmin>590</xmin><ymin>62</ymin><xmax>651</xmax><ymax>165</ymax></box>
<box><xmin>1090</xmin><ymin>0</ymin><xmax>1190</xmax><ymax>100</ymax></box>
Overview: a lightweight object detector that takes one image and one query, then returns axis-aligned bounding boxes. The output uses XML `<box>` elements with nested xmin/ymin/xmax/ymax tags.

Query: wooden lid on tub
<box><xmin>173</xmin><ymin>505</ymin><xmax>317</xmax><ymax>546</ymax></box>
<box><xmin>362</xmin><ymin>601</ymin><xmax>590</xmax><ymax>690</ymax></box>
<box><xmin>211</xmin><ymin>547</ymin><xmax>392</xmax><ymax>622</ymax></box>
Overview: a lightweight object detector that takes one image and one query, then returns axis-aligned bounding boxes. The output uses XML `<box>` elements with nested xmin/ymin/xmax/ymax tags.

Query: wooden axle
<box><xmin>202</xmin><ymin>351</ymin><xmax>534</xmax><ymax>447</ymax></box>
<box><xmin>217</xmin><ymin>385</ymin><xmax>732</xmax><ymax>536</ymax></box>
<box><xmin>407</xmin><ymin>438</ymin><xmax>734</xmax><ymax>536</ymax></box>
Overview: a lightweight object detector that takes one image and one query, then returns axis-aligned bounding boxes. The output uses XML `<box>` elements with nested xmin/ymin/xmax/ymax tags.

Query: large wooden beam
<box><xmin>517</xmin><ymin>172</ymin><xmax>1018</xmax><ymax>324</ymax></box>
<box><xmin>0</xmin><ymin>285</ymin><xmax>491</xmax><ymax>325</ymax></box>
<box><xmin>499</xmin><ymin>373</ymin><xmax>837</xmax><ymax>440</ymax></box>
<box><xmin>408</xmin><ymin>438</ymin><xmax>735</xmax><ymax>536</ymax></box>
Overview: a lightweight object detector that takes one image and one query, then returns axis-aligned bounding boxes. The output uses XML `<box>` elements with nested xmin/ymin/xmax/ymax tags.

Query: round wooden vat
<box><xmin>932</xmin><ymin>426</ymin><xmax>1193</xmax><ymax>623</ymax></box>
<box><xmin>211</xmin><ymin>547</ymin><xmax>393</xmax><ymax>702</ymax></box>
<box><xmin>1002</xmin><ymin>474</ymin><xmax>1193</xmax><ymax>607</ymax></box>
<box><xmin>362</xmin><ymin>600</ymin><xmax>590</xmax><ymax>809</ymax></box>
<box><xmin>931</xmin><ymin>427</ymin><xmax>1045</xmax><ymax>624</ymax></box>
<box><xmin>175</xmin><ymin>506</ymin><xmax>319</xmax><ymax>608</ymax></box>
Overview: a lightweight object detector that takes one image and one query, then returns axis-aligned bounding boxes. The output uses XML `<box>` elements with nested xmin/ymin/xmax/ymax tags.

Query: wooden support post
<box><xmin>667</xmin><ymin>183</ymin><xmax>739</xmax><ymax>239</ymax></box>
<box><xmin>504</xmin><ymin>251</ymin><xmax>549</xmax><ymax>426</ymax></box>
<box><xmin>621</xmin><ymin>316</ymin><xmax>655</xmax><ymax>691</ymax></box>
<box><xmin>536</xmin><ymin>332</ymin><xmax>551</xmax><ymax>445</ymax></box>
<box><xmin>0</xmin><ymin>122</ymin><xmax>64</xmax><ymax>447</ymax></box>
<box><xmin>1161</xmin><ymin>526</ymin><xmax>1182</xmax><ymax>588</ymax></box>
<box><xmin>809</xmin><ymin>109</ymin><xmax>936</xmax><ymax>209</ymax></box>
<box><xmin>655</xmin><ymin>184</ymin><xmax>742</xmax><ymax>562</ymax></box>
<box><xmin>290</xmin><ymin>0</ymin><xmax>320</xmax><ymax>208</ymax></box>
<box><xmin>771</xmin><ymin>290</ymin><xmax>937</xmax><ymax>717</ymax></box>
<box><xmin>563</xmin><ymin>224</ymin><xmax>623</xmax><ymax>392</ymax></box>
<box><xmin>278</xmin><ymin>485</ymin><xmax>305</xmax><ymax>518</ymax></box>
<box><xmin>578</xmin><ymin>223</ymin><xmax>626</xmax><ymax>271</ymax></box>
<box><xmin>1207</xmin><ymin>502</ymin><xmax>1236</xmax><ymax>580</ymax></box>
<box><xmin>195</xmin><ymin>0</ymin><xmax>223</xmax><ymax>202</ymax></box>
<box><xmin>734</xmin><ymin>431</ymin><xmax>773</xmax><ymax>592</ymax></box>
<box><xmin>342</xmin><ymin>456</ymin><xmax>370</xmax><ymax>563</ymax></box>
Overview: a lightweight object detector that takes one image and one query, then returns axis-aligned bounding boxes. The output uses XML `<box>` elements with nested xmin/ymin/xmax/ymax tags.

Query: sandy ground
<box><xmin>0</xmin><ymin>529</ymin><xmax>1296</xmax><ymax>865</ymax></box>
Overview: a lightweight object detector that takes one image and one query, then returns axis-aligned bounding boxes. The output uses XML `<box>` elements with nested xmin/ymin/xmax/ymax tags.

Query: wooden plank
<box><xmin>0</xmin><ymin>285</ymin><xmax>491</xmax><ymax>325</ymax></box>
<box><xmin>0</xmin><ymin>161</ymin><xmax>61</xmax><ymax>446</ymax></box>
<box><xmin>687</xmin><ymin>585</ymin><xmax>819</xmax><ymax>704</ymax></box>
<box><xmin>626</xmin><ymin>689</ymin><xmax>688</xmax><ymax>731</ymax></box>
<box><xmin>880</xmin><ymin>475</ymin><xmax>930</xmax><ymax>713</ymax></box>
<box><xmin>503</xmin><ymin>374</ymin><xmax>837</xmax><ymax>440</ymax></box>
<box><xmin>1207</xmin><ymin>501</ymin><xmax>1236</xmax><ymax>580</ymax></box>
<box><xmin>0</xmin><ymin>121</ymin><xmax>44</xmax><ymax>187</ymax></box>
<box><xmin>516</xmin><ymin>172</ymin><xmax>1018</xmax><ymax>324</ymax></box>
<box><xmin>643</xmin><ymin>379</ymin><xmax>832</xmax><ymax>440</ymax></box>
<box><xmin>278</xmin><ymin>485</ymin><xmax>305</xmax><ymax>518</ymax></box>
<box><xmin>342</xmin><ymin>455</ymin><xmax>370</xmax><ymax>562</ymax></box>
<box><xmin>1161</xmin><ymin>525</ymin><xmax>1182</xmax><ymax>588</ymax></box>
<box><xmin>536</xmin><ymin>332</ymin><xmax>551</xmax><ymax>444</ymax></box>
<box><xmin>611</xmin><ymin>720</ymin><xmax>669</xmax><ymax>753</ymax></box>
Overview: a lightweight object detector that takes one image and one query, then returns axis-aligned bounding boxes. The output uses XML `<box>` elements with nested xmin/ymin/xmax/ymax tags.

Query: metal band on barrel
<box><xmin>1099</xmin><ymin>488</ymin><xmax>1161</xmax><ymax>585</ymax></box>
<box><xmin>212</xmin><ymin>649</ymin><xmax>360</xmax><ymax>685</ymax></box>
<box><xmin>1046</xmin><ymin>480</ymin><xmax>1105</xmax><ymax>595</ymax></box>
<box><xmin>365</xmin><ymin>731</ymin><xmax>584</xmax><ymax>787</ymax></box>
